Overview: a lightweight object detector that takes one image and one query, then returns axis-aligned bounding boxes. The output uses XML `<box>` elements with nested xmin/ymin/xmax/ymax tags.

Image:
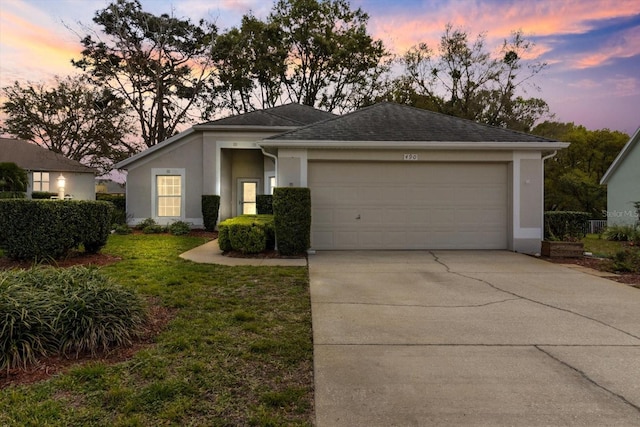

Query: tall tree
<box><xmin>213</xmin><ymin>0</ymin><xmax>390</xmax><ymax>114</ymax></box>
<box><xmin>1</xmin><ymin>76</ymin><xmax>136</xmax><ymax>174</ymax></box>
<box><xmin>532</xmin><ymin>121</ymin><xmax>629</xmax><ymax>216</ymax></box>
<box><xmin>73</xmin><ymin>0</ymin><xmax>217</xmax><ymax>147</ymax></box>
<box><xmin>392</xmin><ymin>25</ymin><xmax>550</xmax><ymax>131</ymax></box>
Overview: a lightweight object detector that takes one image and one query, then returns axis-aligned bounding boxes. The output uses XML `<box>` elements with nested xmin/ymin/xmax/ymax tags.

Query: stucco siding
<box><xmin>62</xmin><ymin>172</ymin><xmax>96</xmax><ymax>200</ymax></box>
<box><xmin>519</xmin><ymin>158</ymin><xmax>542</xmax><ymax>228</ymax></box>
<box><xmin>607</xmin><ymin>143</ymin><xmax>640</xmax><ymax>226</ymax></box>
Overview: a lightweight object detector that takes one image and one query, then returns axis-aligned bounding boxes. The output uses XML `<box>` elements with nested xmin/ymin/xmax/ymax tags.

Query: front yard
<box><xmin>0</xmin><ymin>234</ymin><xmax>314</xmax><ymax>426</ymax></box>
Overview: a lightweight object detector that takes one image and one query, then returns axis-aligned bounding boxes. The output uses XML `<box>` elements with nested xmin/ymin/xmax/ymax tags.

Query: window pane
<box><xmin>243</xmin><ymin>182</ymin><xmax>256</xmax><ymax>202</ymax></box>
<box><xmin>156</xmin><ymin>175</ymin><xmax>181</xmax><ymax>216</ymax></box>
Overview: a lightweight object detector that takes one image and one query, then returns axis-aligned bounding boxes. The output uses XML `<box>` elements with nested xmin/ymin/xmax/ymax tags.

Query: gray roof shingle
<box><xmin>0</xmin><ymin>138</ymin><xmax>96</xmax><ymax>173</ymax></box>
<box><xmin>266</xmin><ymin>102</ymin><xmax>557</xmax><ymax>143</ymax></box>
<box><xmin>202</xmin><ymin>103</ymin><xmax>337</xmax><ymax>127</ymax></box>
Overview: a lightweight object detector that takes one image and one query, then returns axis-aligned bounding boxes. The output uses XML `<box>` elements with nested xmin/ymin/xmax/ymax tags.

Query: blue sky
<box><xmin>1</xmin><ymin>0</ymin><xmax>639</xmax><ymax>134</ymax></box>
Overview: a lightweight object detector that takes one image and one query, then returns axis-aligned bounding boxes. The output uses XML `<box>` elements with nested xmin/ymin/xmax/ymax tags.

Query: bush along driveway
<box><xmin>0</xmin><ymin>234</ymin><xmax>314</xmax><ymax>426</ymax></box>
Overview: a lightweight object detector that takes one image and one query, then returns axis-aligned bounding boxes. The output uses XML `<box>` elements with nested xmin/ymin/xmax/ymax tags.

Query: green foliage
<box><xmin>168</xmin><ymin>221</ymin><xmax>191</xmax><ymax>236</ymax></box>
<box><xmin>532</xmin><ymin>122</ymin><xmax>629</xmax><ymax>216</ymax></box>
<box><xmin>610</xmin><ymin>248</ymin><xmax>640</xmax><ymax>273</ymax></box>
<box><xmin>0</xmin><ymin>266</ymin><xmax>146</xmax><ymax>370</ymax></box>
<box><xmin>113</xmin><ymin>224</ymin><xmax>132</xmax><ymax>235</ymax></box>
<box><xmin>0</xmin><ymin>191</ymin><xmax>25</xmax><ymax>199</ymax></box>
<box><xmin>604</xmin><ymin>225</ymin><xmax>640</xmax><ymax>243</ymax></box>
<box><xmin>0</xmin><ymin>200</ymin><xmax>113</xmax><ymax>259</ymax></box>
<box><xmin>213</xmin><ymin>0</ymin><xmax>389</xmax><ymax>113</ymax></box>
<box><xmin>136</xmin><ymin>218</ymin><xmax>158</xmax><ymax>230</ymax></box>
<box><xmin>256</xmin><ymin>194</ymin><xmax>273</xmax><ymax>214</ymax></box>
<box><xmin>31</xmin><ymin>191</ymin><xmax>57</xmax><ymax>199</ymax></box>
<box><xmin>143</xmin><ymin>225</ymin><xmax>165</xmax><ymax>234</ymax></box>
<box><xmin>201</xmin><ymin>195</ymin><xmax>220</xmax><ymax>231</ymax></box>
<box><xmin>273</xmin><ymin>187</ymin><xmax>311</xmax><ymax>255</ymax></box>
<box><xmin>218</xmin><ymin>215</ymin><xmax>275</xmax><ymax>254</ymax></box>
<box><xmin>0</xmin><ymin>162</ymin><xmax>28</xmax><ymax>192</ymax></box>
<box><xmin>544</xmin><ymin>211</ymin><xmax>590</xmax><ymax>241</ymax></box>
<box><xmin>1</xmin><ymin>76</ymin><xmax>136</xmax><ymax>174</ymax></box>
<box><xmin>96</xmin><ymin>193</ymin><xmax>127</xmax><ymax>225</ymax></box>
<box><xmin>73</xmin><ymin>0</ymin><xmax>217</xmax><ymax>147</ymax></box>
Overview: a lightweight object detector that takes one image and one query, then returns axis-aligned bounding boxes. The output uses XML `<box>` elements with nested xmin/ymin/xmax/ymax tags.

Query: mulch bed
<box><xmin>543</xmin><ymin>255</ymin><xmax>640</xmax><ymax>287</ymax></box>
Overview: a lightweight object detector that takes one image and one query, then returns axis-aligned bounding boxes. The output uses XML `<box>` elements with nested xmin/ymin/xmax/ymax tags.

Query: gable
<box><xmin>0</xmin><ymin>138</ymin><xmax>95</xmax><ymax>173</ymax></box>
<box><xmin>601</xmin><ymin>127</ymin><xmax>640</xmax><ymax>184</ymax></box>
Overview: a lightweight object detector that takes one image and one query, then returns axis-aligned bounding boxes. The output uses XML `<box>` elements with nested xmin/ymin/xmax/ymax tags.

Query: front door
<box><xmin>238</xmin><ymin>179</ymin><xmax>259</xmax><ymax>215</ymax></box>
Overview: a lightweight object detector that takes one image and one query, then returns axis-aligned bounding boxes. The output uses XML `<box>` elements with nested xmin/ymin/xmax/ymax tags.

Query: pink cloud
<box><xmin>573</xmin><ymin>26</ymin><xmax>640</xmax><ymax>68</ymax></box>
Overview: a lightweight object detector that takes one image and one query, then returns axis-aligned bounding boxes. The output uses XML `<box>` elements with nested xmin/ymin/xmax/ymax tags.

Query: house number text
<box><xmin>403</xmin><ymin>154</ymin><xmax>418</xmax><ymax>161</ymax></box>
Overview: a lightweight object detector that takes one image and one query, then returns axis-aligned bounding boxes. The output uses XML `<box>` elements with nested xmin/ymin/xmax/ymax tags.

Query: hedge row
<box><xmin>257</xmin><ymin>195</ymin><xmax>273</xmax><ymax>214</ymax></box>
<box><xmin>273</xmin><ymin>188</ymin><xmax>311</xmax><ymax>256</ymax></box>
<box><xmin>544</xmin><ymin>211</ymin><xmax>590</xmax><ymax>241</ymax></box>
<box><xmin>96</xmin><ymin>193</ymin><xmax>127</xmax><ymax>225</ymax></box>
<box><xmin>218</xmin><ymin>215</ymin><xmax>275</xmax><ymax>254</ymax></box>
<box><xmin>0</xmin><ymin>266</ymin><xmax>147</xmax><ymax>370</ymax></box>
<box><xmin>0</xmin><ymin>199</ymin><xmax>113</xmax><ymax>260</ymax></box>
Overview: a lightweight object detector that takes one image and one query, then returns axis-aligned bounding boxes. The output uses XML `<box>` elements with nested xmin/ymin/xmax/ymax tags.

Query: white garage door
<box><xmin>308</xmin><ymin>162</ymin><xmax>508</xmax><ymax>250</ymax></box>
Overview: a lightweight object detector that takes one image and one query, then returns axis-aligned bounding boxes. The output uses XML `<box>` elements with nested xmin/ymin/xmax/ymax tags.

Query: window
<box><xmin>268</xmin><ymin>176</ymin><xmax>276</xmax><ymax>195</ymax></box>
<box><xmin>33</xmin><ymin>172</ymin><xmax>49</xmax><ymax>191</ymax></box>
<box><xmin>156</xmin><ymin>175</ymin><xmax>182</xmax><ymax>217</ymax></box>
<box><xmin>239</xmin><ymin>179</ymin><xmax>258</xmax><ymax>215</ymax></box>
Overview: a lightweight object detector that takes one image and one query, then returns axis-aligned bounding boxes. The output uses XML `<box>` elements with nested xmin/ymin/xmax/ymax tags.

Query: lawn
<box><xmin>582</xmin><ymin>233</ymin><xmax>625</xmax><ymax>258</ymax></box>
<box><xmin>0</xmin><ymin>234</ymin><xmax>314</xmax><ymax>426</ymax></box>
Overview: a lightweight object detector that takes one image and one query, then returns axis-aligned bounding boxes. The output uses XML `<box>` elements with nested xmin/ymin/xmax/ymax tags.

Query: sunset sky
<box><xmin>0</xmin><ymin>0</ymin><xmax>639</xmax><ymax>135</ymax></box>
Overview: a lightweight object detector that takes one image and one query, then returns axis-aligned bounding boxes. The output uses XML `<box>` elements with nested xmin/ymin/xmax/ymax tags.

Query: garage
<box><xmin>308</xmin><ymin>161</ymin><xmax>508</xmax><ymax>250</ymax></box>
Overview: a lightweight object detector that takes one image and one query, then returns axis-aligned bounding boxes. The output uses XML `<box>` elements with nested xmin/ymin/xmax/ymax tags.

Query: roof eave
<box><xmin>192</xmin><ymin>124</ymin><xmax>300</xmax><ymax>132</ymax></box>
<box><xmin>259</xmin><ymin>140</ymin><xmax>570</xmax><ymax>150</ymax></box>
<box><xmin>600</xmin><ymin>127</ymin><xmax>640</xmax><ymax>184</ymax></box>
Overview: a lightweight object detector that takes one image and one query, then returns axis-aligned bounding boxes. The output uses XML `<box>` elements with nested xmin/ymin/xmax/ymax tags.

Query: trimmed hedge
<box><xmin>96</xmin><ymin>193</ymin><xmax>127</xmax><ymax>225</ymax></box>
<box><xmin>202</xmin><ymin>195</ymin><xmax>221</xmax><ymax>231</ymax></box>
<box><xmin>257</xmin><ymin>195</ymin><xmax>273</xmax><ymax>214</ymax></box>
<box><xmin>544</xmin><ymin>211</ymin><xmax>590</xmax><ymax>241</ymax></box>
<box><xmin>218</xmin><ymin>215</ymin><xmax>275</xmax><ymax>254</ymax></box>
<box><xmin>273</xmin><ymin>187</ymin><xmax>311</xmax><ymax>256</ymax></box>
<box><xmin>31</xmin><ymin>191</ymin><xmax>57</xmax><ymax>200</ymax></box>
<box><xmin>0</xmin><ymin>199</ymin><xmax>113</xmax><ymax>259</ymax></box>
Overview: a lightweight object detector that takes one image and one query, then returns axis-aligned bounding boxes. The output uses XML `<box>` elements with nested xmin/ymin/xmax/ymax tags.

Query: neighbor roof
<box><xmin>0</xmin><ymin>138</ymin><xmax>96</xmax><ymax>173</ymax></box>
<box><xmin>264</xmin><ymin>102</ymin><xmax>561</xmax><ymax>145</ymax></box>
<box><xmin>600</xmin><ymin>126</ymin><xmax>640</xmax><ymax>184</ymax></box>
<box><xmin>201</xmin><ymin>103</ymin><xmax>337</xmax><ymax>127</ymax></box>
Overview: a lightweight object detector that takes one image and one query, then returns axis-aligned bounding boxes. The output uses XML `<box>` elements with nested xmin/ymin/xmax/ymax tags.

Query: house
<box><xmin>115</xmin><ymin>102</ymin><xmax>568</xmax><ymax>254</ymax></box>
<box><xmin>600</xmin><ymin>127</ymin><xmax>640</xmax><ymax>227</ymax></box>
<box><xmin>0</xmin><ymin>138</ymin><xmax>97</xmax><ymax>200</ymax></box>
<box><xmin>96</xmin><ymin>178</ymin><xmax>126</xmax><ymax>195</ymax></box>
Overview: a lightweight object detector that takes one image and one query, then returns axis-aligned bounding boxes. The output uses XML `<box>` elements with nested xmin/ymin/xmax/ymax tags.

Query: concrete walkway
<box><xmin>309</xmin><ymin>251</ymin><xmax>640</xmax><ymax>426</ymax></box>
<box><xmin>179</xmin><ymin>239</ymin><xmax>307</xmax><ymax>267</ymax></box>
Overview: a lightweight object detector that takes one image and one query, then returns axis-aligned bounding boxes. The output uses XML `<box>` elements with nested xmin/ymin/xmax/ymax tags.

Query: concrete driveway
<box><xmin>309</xmin><ymin>251</ymin><xmax>640</xmax><ymax>426</ymax></box>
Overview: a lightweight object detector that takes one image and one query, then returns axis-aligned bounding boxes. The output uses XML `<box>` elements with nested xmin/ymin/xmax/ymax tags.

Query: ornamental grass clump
<box><xmin>0</xmin><ymin>266</ymin><xmax>147</xmax><ymax>371</ymax></box>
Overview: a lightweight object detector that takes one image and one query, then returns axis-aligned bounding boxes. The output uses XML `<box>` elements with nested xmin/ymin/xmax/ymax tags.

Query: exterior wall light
<box><xmin>57</xmin><ymin>174</ymin><xmax>66</xmax><ymax>200</ymax></box>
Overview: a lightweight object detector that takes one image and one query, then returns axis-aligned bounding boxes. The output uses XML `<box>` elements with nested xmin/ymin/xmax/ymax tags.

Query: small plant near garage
<box><xmin>542</xmin><ymin>211</ymin><xmax>589</xmax><ymax>257</ymax></box>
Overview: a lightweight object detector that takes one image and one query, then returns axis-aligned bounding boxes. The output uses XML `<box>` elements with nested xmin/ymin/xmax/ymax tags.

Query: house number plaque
<box><xmin>403</xmin><ymin>154</ymin><xmax>418</xmax><ymax>161</ymax></box>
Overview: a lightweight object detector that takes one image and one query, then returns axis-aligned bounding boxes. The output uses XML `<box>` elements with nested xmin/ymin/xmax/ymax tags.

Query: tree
<box><xmin>391</xmin><ymin>25</ymin><xmax>550</xmax><ymax>131</ymax></box>
<box><xmin>213</xmin><ymin>0</ymin><xmax>390</xmax><ymax>114</ymax></box>
<box><xmin>1</xmin><ymin>76</ymin><xmax>136</xmax><ymax>173</ymax></box>
<box><xmin>73</xmin><ymin>0</ymin><xmax>217</xmax><ymax>147</ymax></box>
<box><xmin>0</xmin><ymin>163</ymin><xmax>28</xmax><ymax>193</ymax></box>
<box><xmin>532</xmin><ymin>122</ymin><xmax>629</xmax><ymax>216</ymax></box>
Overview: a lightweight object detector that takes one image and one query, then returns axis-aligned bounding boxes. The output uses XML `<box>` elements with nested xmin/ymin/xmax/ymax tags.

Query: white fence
<box><xmin>587</xmin><ymin>220</ymin><xmax>607</xmax><ymax>235</ymax></box>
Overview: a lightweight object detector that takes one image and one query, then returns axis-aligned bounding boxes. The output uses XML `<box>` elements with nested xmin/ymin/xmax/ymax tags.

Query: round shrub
<box><xmin>168</xmin><ymin>221</ymin><xmax>191</xmax><ymax>236</ymax></box>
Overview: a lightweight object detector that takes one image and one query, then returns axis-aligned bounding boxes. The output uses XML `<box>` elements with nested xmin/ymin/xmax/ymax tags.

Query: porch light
<box><xmin>57</xmin><ymin>174</ymin><xmax>66</xmax><ymax>200</ymax></box>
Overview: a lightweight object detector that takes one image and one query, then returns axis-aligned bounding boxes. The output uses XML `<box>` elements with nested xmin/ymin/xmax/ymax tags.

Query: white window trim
<box><xmin>238</xmin><ymin>178</ymin><xmax>260</xmax><ymax>215</ymax></box>
<box><xmin>151</xmin><ymin>168</ymin><xmax>185</xmax><ymax>223</ymax></box>
<box><xmin>32</xmin><ymin>171</ymin><xmax>50</xmax><ymax>192</ymax></box>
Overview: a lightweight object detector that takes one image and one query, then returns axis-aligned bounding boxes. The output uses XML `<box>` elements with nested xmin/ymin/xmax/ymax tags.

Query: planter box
<box><xmin>541</xmin><ymin>241</ymin><xmax>584</xmax><ymax>258</ymax></box>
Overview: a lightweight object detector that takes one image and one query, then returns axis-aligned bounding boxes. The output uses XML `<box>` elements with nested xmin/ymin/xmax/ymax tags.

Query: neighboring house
<box><xmin>96</xmin><ymin>178</ymin><xmax>126</xmax><ymax>195</ymax></box>
<box><xmin>0</xmin><ymin>137</ymin><xmax>97</xmax><ymax>200</ymax></box>
<box><xmin>600</xmin><ymin>127</ymin><xmax>640</xmax><ymax>227</ymax></box>
<box><xmin>116</xmin><ymin>102</ymin><xmax>568</xmax><ymax>254</ymax></box>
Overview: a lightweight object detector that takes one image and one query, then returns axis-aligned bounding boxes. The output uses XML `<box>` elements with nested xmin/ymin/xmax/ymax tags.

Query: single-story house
<box><xmin>115</xmin><ymin>102</ymin><xmax>569</xmax><ymax>254</ymax></box>
<box><xmin>600</xmin><ymin>127</ymin><xmax>640</xmax><ymax>227</ymax></box>
<box><xmin>96</xmin><ymin>178</ymin><xmax>126</xmax><ymax>195</ymax></box>
<box><xmin>0</xmin><ymin>137</ymin><xmax>96</xmax><ymax>200</ymax></box>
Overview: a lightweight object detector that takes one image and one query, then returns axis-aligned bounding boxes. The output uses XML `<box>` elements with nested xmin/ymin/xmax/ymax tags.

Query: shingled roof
<box><xmin>201</xmin><ymin>103</ymin><xmax>337</xmax><ymax>127</ymax></box>
<box><xmin>0</xmin><ymin>138</ymin><xmax>95</xmax><ymax>173</ymax></box>
<box><xmin>265</xmin><ymin>102</ymin><xmax>557</xmax><ymax>143</ymax></box>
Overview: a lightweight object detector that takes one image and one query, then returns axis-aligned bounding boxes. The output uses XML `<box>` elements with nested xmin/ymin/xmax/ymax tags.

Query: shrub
<box><xmin>257</xmin><ymin>195</ymin><xmax>273</xmax><ymax>214</ymax></box>
<box><xmin>143</xmin><ymin>224</ymin><xmax>165</xmax><ymax>234</ymax></box>
<box><xmin>273</xmin><ymin>188</ymin><xmax>311</xmax><ymax>256</ymax></box>
<box><xmin>610</xmin><ymin>248</ymin><xmax>640</xmax><ymax>273</ymax></box>
<box><xmin>136</xmin><ymin>218</ymin><xmax>157</xmax><ymax>230</ymax></box>
<box><xmin>0</xmin><ymin>266</ymin><xmax>147</xmax><ymax>370</ymax></box>
<box><xmin>0</xmin><ymin>191</ymin><xmax>25</xmax><ymax>199</ymax></box>
<box><xmin>218</xmin><ymin>215</ymin><xmax>275</xmax><ymax>254</ymax></box>
<box><xmin>96</xmin><ymin>193</ymin><xmax>126</xmax><ymax>225</ymax></box>
<box><xmin>168</xmin><ymin>221</ymin><xmax>191</xmax><ymax>236</ymax></box>
<box><xmin>0</xmin><ymin>162</ymin><xmax>28</xmax><ymax>192</ymax></box>
<box><xmin>113</xmin><ymin>224</ymin><xmax>132</xmax><ymax>235</ymax></box>
<box><xmin>202</xmin><ymin>195</ymin><xmax>221</xmax><ymax>232</ymax></box>
<box><xmin>604</xmin><ymin>225</ymin><xmax>640</xmax><ymax>243</ymax></box>
<box><xmin>0</xmin><ymin>199</ymin><xmax>113</xmax><ymax>260</ymax></box>
<box><xmin>31</xmin><ymin>191</ymin><xmax>57</xmax><ymax>199</ymax></box>
<box><xmin>544</xmin><ymin>211</ymin><xmax>590</xmax><ymax>241</ymax></box>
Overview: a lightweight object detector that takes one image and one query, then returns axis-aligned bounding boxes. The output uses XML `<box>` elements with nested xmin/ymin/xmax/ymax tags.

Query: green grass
<box><xmin>0</xmin><ymin>234</ymin><xmax>314</xmax><ymax>426</ymax></box>
<box><xmin>582</xmin><ymin>234</ymin><xmax>628</xmax><ymax>258</ymax></box>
